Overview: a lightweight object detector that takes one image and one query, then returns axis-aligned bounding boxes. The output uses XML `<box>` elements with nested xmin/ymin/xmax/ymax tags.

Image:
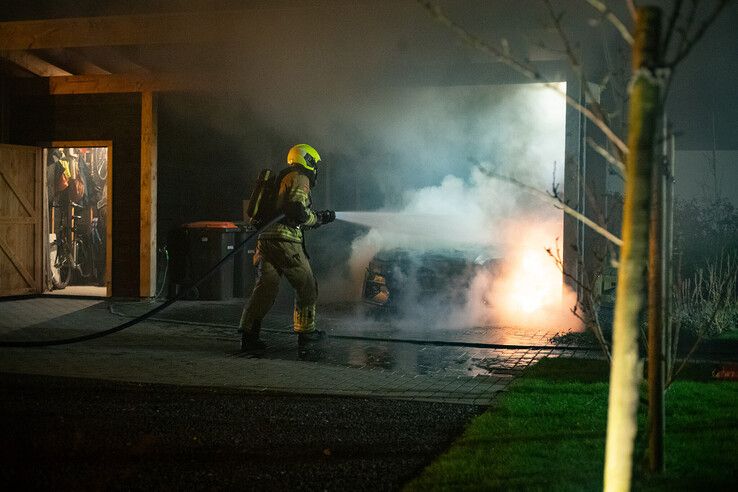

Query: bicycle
<box><xmin>49</xmin><ymin>201</ymin><xmax>101</xmax><ymax>289</ymax></box>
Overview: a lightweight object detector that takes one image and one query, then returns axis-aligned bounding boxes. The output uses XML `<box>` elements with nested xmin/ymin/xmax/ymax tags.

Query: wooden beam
<box><xmin>0</xmin><ymin>169</ymin><xmax>35</xmax><ymax>216</ymax></box>
<box><xmin>0</xmin><ymin>217</ymin><xmax>36</xmax><ymax>224</ymax></box>
<box><xmin>76</xmin><ymin>46</ymin><xmax>149</xmax><ymax>75</ymax></box>
<box><xmin>0</xmin><ymin>228</ymin><xmax>36</xmax><ymax>289</ymax></box>
<box><xmin>139</xmin><ymin>91</ymin><xmax>157</xmax><ymax>298</ymax></box>
<box><xmin>40</xmin><ymin>49</ymin><xmax>111</xmax><ymax>75</ymax></box>
<box><xmin>0</xmin><ymin>10</ymin><xmax>250</xmax><ymax>50</ymax></box>
<box><xmin>47</xmin><ymin>73</ymin><xmax>209</xmax><ymax>94</ymax></box>
<box><xmin>1</xmin><ymin>50</ymin><xmax>72</xmax><ymax>77</ymax></box>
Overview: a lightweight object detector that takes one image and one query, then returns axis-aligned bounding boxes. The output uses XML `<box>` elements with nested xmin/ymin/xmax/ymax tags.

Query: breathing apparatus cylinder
<box><xmin>246</xmin><ymin>169</ymin><xmax>277</xmax><ymax>227</ymax></box>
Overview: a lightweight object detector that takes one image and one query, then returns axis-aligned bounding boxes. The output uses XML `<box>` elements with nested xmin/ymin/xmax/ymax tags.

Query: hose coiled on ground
<box><xmin>0</xmin><ymin>215</ymin><xmax>284</xmax><ymax>348</ymax></box>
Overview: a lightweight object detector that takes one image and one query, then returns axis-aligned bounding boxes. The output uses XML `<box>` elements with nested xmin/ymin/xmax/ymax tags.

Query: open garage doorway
<box><xmin>44</xmin><ymin>142</ymin><xmax>111</xmax><ymax>297</ymax></box>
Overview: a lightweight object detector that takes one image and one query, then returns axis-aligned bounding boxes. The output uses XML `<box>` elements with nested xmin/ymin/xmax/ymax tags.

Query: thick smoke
<box><xmin>153</xmin><ymin>3</ymin><xmax>582</xmax><ymax>332</ymax></box>
<box><xmin>322</xmin><ymin>83</ymin><xmax>582</xmax><ymax>332</ymax></box>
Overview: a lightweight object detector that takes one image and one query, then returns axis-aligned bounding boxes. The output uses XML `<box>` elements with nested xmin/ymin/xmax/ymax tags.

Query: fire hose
<box><xmin>0</xmin><ymin>214</ymin><xmax>285</xmax><ymax>348</ymax></box>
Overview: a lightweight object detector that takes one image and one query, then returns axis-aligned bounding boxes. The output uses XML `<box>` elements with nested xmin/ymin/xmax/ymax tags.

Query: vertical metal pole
<box><xmin>563</xmin><ymin>76</ymin><xmax>585</xmax><ymax>297</ymax></box>
<box><xmin>711</xmin><ymin>111</ymin><xmax>719</xmax><ymax>199</ymax></box>
<box><xmin>647</xmin><ymin>115</ymin><xmax>667</xmax><ymax>473</ymax></box>
<box><xmin>664</xmin><ymin>122</ymin><xmax>676</xmax><ymax>374</ymax></box>
<box><xmin>579</xmin><ymin>78</ymin><xmax>588</xmax><ymax>297</ymax></box>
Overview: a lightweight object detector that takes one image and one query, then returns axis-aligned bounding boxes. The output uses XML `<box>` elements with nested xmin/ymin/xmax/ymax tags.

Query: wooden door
<box><xmin>0</xmin><ymin>144</ymin><xmax>42</xmax><ymax>296</ymax></box>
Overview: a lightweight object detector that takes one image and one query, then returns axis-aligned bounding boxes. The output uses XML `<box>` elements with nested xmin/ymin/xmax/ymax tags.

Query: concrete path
<box><xmin>0</xmin><ymin>297</ymin><xmax>591</xmax><ymax>405</ymax></box>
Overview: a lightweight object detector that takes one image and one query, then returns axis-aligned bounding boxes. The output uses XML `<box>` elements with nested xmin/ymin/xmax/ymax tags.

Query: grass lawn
<box><xmin>406</xmin><ymin>357</ymin><xmax>738</xmax><ymax>491</ymax></box>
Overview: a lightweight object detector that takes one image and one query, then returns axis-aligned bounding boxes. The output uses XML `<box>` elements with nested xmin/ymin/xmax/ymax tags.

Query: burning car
<box><xmin>361</xmin><ymin>248</ymin><xmax>502</xmax><ymax>311</ymax></box>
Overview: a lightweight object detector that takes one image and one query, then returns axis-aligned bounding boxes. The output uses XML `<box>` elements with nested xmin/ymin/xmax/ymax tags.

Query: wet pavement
<box><xmin>1</xmin><ymin>296</ymin><xmax>734</xmax><ymax>490</ymax></box>
<box><xmin>0</xmin><ymin>296</ymin><xmax>597</xmax><ymax>405</ymax></box>
<box><xmin>109</xmin><ymin>298</ymin><xmax>590</xmax><ymax>377</ymax></box>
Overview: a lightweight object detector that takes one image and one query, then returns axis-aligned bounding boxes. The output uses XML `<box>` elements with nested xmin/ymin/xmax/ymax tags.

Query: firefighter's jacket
<box><xmin>259</xmin><ymin>169</ymin><xmax>318</xmax><ymax>243</ymax></box>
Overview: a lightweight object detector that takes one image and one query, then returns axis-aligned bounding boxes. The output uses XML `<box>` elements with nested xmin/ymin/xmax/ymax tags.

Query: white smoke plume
<box><xmin>329</xmin><ymin>83</ymin><xmax>582</xmax><ymax>332</ymax></box>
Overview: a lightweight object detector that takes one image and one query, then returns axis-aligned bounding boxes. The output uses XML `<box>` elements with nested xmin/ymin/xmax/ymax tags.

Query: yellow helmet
<box><xmin>287</xmin><ymin>144</ymin><xmax>321</xmax><ymax>172</ymax></box>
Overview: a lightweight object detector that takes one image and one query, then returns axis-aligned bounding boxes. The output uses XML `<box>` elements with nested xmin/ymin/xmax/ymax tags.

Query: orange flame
<box><xmin>472</xmin><ymin>219</ymin><xmax>582</xmax><ymax>331</ymax></box>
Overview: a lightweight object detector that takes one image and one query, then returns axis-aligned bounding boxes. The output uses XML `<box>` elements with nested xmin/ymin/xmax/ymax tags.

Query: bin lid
<box><xmin>183</xmin><ymin>221</ymin><xmax>239</xmax><ymax>230</ymax></box>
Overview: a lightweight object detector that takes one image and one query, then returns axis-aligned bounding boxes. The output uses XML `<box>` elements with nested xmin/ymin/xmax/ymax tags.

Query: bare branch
<box><xmin>416</xmin><ymin>0</ymin><xmax>629</xmax><ymax>155</ymax></box>
<box><xmin>626</xmin><ymin>0</ymin><xmax>637</xmax><ymax>21</ymax></box>
<box><xmin>675</xmin><ymin>0</ymin><xmax>700</xmax><ymax>57</ymax></box>
<box><xmin>666</xmin><ymin>260</ymin><xmax>735</xmax><ymax>388</ymax></box>
<box><xmin>661</xmin><ymin>0</ymin><xmax>684</xmax><ymax>55</ymax></box>
<box><xmin>587</xmin><ymin>291</ymin><xmax>613</xmax><ymax>361</ymax></box>
<box><xmin>479</xmin><ymin>166</ymin><xmax>624</xmax><ymax>247</ymax></box>
<box><xmin>544</xmin><ymin>0</ymin><xmax>608</xmax><ymax>126</ymax></box>
<box><xmin>546</xmin><ymin>243</ymin><xmax>613</xmax><ymax>361</ymax></box>
<box><xmin>587</xmin><ymin>136</ymin><xmax>626</xmax><ymax>175</ymax></box>
<box><xmin>666</xmin><ymin>0</ymin><xmax>729</xmax><ymax>68</ymax></box>
<box><xmin>583</xmin><ymin>0</ymin><xmax>635</xmax><ymax>45</ymax></box>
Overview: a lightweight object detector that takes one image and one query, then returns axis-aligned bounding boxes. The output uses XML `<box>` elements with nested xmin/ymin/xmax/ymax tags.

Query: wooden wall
<box><xmin>8</xmin><ymin>92</ymin><xmax>142</xmax><ymax>297</ymax></box>
<box><xmin>156</xmin><ymin>95</ymin><xmax>288</xmax><ymax>242</ymax></box>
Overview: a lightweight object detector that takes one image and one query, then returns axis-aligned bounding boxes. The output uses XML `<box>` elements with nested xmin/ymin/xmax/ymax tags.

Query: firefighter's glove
<box><xmin>316</xmin><ymin>210</ymin><xmax>336</xmax><ymax>225</ymax></box>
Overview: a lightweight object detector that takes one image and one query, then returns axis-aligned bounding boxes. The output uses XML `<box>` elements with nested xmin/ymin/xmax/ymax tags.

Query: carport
<box><xmin>0</xmin><ymin>1</ymin><xmax>615</xmax><ymax>300</ymax></box>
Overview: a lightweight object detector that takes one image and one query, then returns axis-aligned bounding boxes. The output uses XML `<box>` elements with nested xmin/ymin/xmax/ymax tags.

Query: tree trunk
<box><xmin>603</xmin><ymin>7</ymin><xmax>661</xmax><ymax>492</ymax></box>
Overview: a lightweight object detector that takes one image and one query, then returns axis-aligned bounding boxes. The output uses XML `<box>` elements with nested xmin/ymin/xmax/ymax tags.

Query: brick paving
<box><xmin>0</xmin><ymin>297</ymin><xmax>591</xmax><ymax>405</ymax></box>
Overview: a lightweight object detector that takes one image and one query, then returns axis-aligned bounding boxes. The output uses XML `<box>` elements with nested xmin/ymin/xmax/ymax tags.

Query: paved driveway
<box><xmin>0</xmin><ymin>296</ymin><xmax>595</xmax><ymax>490</ymax></box>
<box><xmin>0</xmin><ymin>297</ymin><xmax>593</xmax><ymax>405</ymax></box>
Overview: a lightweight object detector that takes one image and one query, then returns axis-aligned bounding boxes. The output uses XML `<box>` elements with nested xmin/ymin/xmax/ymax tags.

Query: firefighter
<box><xmin>239</xmin><ymin>144</ymin><xmax>335</xmax><ymax>350</ymax></box>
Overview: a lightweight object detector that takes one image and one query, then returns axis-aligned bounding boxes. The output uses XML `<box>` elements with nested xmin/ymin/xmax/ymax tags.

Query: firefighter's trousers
<box><xmin>239</xmin><ymin>239</ymin><xmax>318</xmax><ymax>335</ymax></box>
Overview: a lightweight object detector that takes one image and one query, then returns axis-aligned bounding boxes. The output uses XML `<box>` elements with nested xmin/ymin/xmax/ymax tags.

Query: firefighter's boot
<box><xmin>241</xmin><ymin>320</ymin><xmax>266</xmax><ymax>351</ymax></box>
<box><xmin>297</xmin><ymin>329</ymin><xmax>325</xmax><ymax>345</ymax></box>
<box><xmin>294</xmin><ymin>303</ymin><xmax>324</xmax><ymax>344</ymax></box>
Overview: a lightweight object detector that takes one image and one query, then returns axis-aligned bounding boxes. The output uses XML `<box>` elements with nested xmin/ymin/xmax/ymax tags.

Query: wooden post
<box><xmin>139</xmin><ymin>91</ymin><xmax>157</xmax><ymax>297</ymax></box>
<box><xmin>604</xmin><ymin>7</ymin><xmax>661</xmax><ymax>492</ymax></box>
